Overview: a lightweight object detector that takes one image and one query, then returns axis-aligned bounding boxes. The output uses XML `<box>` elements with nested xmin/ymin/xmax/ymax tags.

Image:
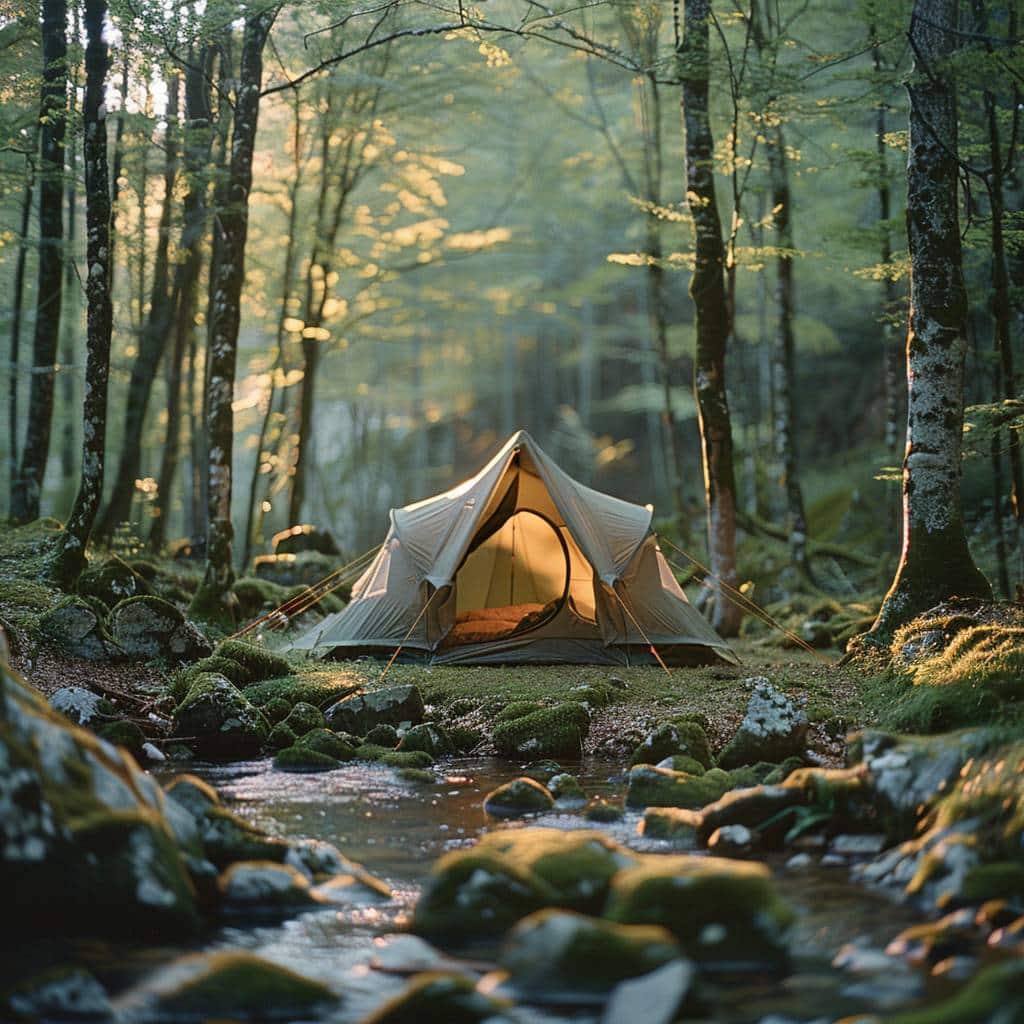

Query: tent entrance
<box><xmin>443</xmin><ymin>509</ymin><xmax>569</xmax><ymax>647</ymax></box>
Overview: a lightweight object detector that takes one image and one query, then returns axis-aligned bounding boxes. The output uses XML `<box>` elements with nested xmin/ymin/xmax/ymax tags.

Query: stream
<box><xmin>106</xmin><ymin>756</ymin><xmax>943</xmax><ymax>1022</ymax></box>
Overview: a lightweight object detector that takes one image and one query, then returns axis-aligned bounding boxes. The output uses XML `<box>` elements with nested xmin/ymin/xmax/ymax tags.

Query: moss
<box><xmin>959</xmin><ymin>862</ymin><xmax>1024</xmax><ymax>904</ymax></box>
<box><xmin>172</xmin><ymin>673</ymin><xmax>268</xmax><ymax>759</ymax></box>
<box><xmin>658</xmin><ymin>755</ymin><xmax>706</xmax><ymax>775</ymax></box>
<box><xmin>571</xmin><ymin>682</ymin><xmax>618</xmax><ymax>709</ymax></box>
<box><xmin>268</xmin><ymin>722</ymin><xmax>298</xmax><ymax>750</ymax></box>
<box><xmin>297</xmin><ymin>727</ymin><xmax>356</xmax><ymax>761</ymax></box>
<box><xmin>380</xmin><ymin>750</ymin><xmax>434</xmax><ymax>769</ymax></box>
<box><xmin>584</xmin><ymin>800</ymin><xmax>623</xmax><ymax>823</ymax></box>
<box><xmin>281</xmin><ymin>701</ymin><xmax>326</xmax><ymax>735</ymax></box>
<box><xmin>492</xmin><ymin>702</ymin><xmax>589</xmax><ymax>760</ymax></box>
<box><xmin>77</xmin><ymin>557</ymin><xmax>149</xmax><ymax>608</ymax></box>
<box><xmin>762</xmin><ymin>756</ymin><xmax>807</xmax><ymax>785</ymax></box>
<box><xmin>95</xmin><ymin>720</ymin><xmax>146</xmax><ymax>757</ymax></box>
<box><xmin>359</xmin><ymin>971</ymin><xmax>506</xmax><ymax>1024</ymax></box>
<box><xmin>262</xmin><ymin>697</ymin><xmax>292</xmax><ymax>724</ymax></box>
<box><xmin>483</xmin><ymin>778</ymin><xmax>554</xmax><ymax>819</ymax></box>
<box><xmin>365</xmin><ymin>723</ymin><xmax>400</xmax><ymax>747</ymax></box>
<box><xmin>215</xmin><ymin>638</ymin><xmax>292</xmax><ymax>681</ymax></box>
<box><xmin>232</xmin><ymin>575</ymin><xmax>292</xmax><ymax>618</ymax></box>
<box><xmin>353</xmin><ymin>743</ymin><xmax>391</xmax><ymax>762</ymax></box>
<box><xmin>397</xmin><ymin>767</ymin><xmax>436</xmax><ymax>784</ymax></box>
<box><xmin>495</xmin><ymin>700</ymin><xmax>544</xmax><ymax>724</ymax></box>
<box><xmin>273</xmin><ymin>745</ymin><xmax>341</xmax><ymax>773</ymax></box>
<box><xmin>155</xmin><ymin>951</ymin><xmax>335</xmax><ymax>1020</ymax></box>
<box><xmin>398</xmin><ymin>723</ymin><xmax>453</xmax><ymax>757</ymax></box>
<box><xmin>33</xmin><ymin>597</ymin><xmax>119</xmax><ymax>660</ymax></box>
<box><xmin>190</xmin><ymin>655</ymin><xmax>253</xmax><ymax>687</ymax></box>
<box><xmin>446</xmin><ymin>697</ymin><xmax>480</xmax><ymax>718</ymax></box>
<box><xmin>447</xmin><ymin>725</ymin><xmax>483</xmax><ymax>753</ymax></box>
<box><xmin>242</xmin><ymin>671</ymin><xmax>361</xmax><ymax>710</ymax></box>
<box><xmin>631</xmin><ymin>720</ymin><xmax>713</xmax><ymax>769</ymax></box>
<box><xmin>198</xmin><ymin>806</ymin><xmax>289</xmax><ymax>867</ymax></box>
<box><xmin>641</xmin><ymin>807</ymin><xmax>701</xmax><ymax>841</ymax></box>
<box><xmin>886</xmin><ymin>961</ymin><xmax>1024</xmax><ymax>1024</ymax></box>
<box><xmin>548</xmin><ymin>773</ymin><xmax>585</xmax><ymax>803</ymax></box>
<box><xmin>626</xmin><ymin>764</ymin><xmax>737</xmax><ymax>809</ymax></box>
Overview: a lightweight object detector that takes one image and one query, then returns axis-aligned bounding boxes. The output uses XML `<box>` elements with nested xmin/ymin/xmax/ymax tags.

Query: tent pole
<box><xmin>379</xmin><ymin>586</ymin><xmax>440</xmax><ymax>682</ymax></box>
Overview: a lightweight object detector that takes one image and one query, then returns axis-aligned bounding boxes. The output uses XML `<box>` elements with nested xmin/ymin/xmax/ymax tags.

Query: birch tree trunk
<box><xmin>191</xmin><ymin>8</ymin><xmax>276</xmax><ymax>622</ymax></box>
<box><xmin>11</xmin><ymin>0</ymin><xmax>66</xmax><ymax>525</ymax></box>
<box><xmin>149</xmin><ymin>44</ymin><xmax>215</xmax><ymax>552</ymax></box>
<box><xmin>97</xmin><ymin>74</ymin><xmax>180</xmax><ymax>541</ymax></box>
<box><xmin>869</xmin><ymin>0</ymin><xmax>991</xmax><ymax>639</ymax></box>
<box><xmin>678</xmin><ymin>0</ymin><xmax>742</xmax><ymax>636</ymax></box>
<box><xmin>52</xmin><ymin>0</ymin><xmax>112</xmax><ymax>585</ymax></box>
<box><xmin>767</xmin><ymin>128</ymin><xmax>810</xmax><ymax>576</ymax></box>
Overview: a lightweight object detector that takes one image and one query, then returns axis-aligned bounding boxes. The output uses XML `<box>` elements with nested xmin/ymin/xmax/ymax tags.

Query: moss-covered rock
<box><xmin>380</xmin><ymin>750</ymin><xmax>434</xmax><ymax>769</ymax></box>
<box><xmin>193</xmin><ymin>805</ymin><xmax>289</xmax><ymax>869</ymax></box>
<box><xmin>297</xmin><ymin>727</ymin><xmax>356</xmax><ymax>761</ymax></box>
<box><xmin>34</xmin><ymin>597</ymin><xmax>120</xmax><ymax>660</ymax></box>
<box><xmin>497</xmin><ymin>909</ymin><xmax>681</xmax><ymax>997</ymax></box>
<box><xmin>656</xmin><ymin>754</ymin><xmax>707</xmax><ymax>775</ymax></box>
<box><xmin>483</xmin><ymin>777</ymin><xmax>554</xmax><ymax>818</ymax></box>
<box><xmin>218</xmin><ymin>860</ymin><xmax>321</xmax><ymax>914</ymax></box>
<box><xmin>96</xmin><ymin>719</ymin><xmax>147</xmax><ymax>758</ymax></box>
<box><xmin>1</xmin><ymin>965</ymin><xmax>112</xmax><ymax>1022</ymax></box>
<box><xmin>717</xmin><ymin>679</ymin><xmax>808</xmax><ymax>769</ymax></box>
<box><xmin>603</xmin><ymin>854</ymin><xmax>794</xmax><ymax>971</ymax></box>
<box><xmin>1</xmin><ymin>661</ymin><xmax>200</xmax><ymax>940</ymax></box>
<box><xmin>696</xmin><ymin>785</ymin><xmax>808</xmax><ymax>847</ymax></box>
<box><xmin>548</xmin><ymin>772</ymin><xmax>585</xmax><ymax>805</ymax></box>
<box><xmin>325</xmin><ymin>683</ymin><xmax>426</xmax><ymax>734</ymax></box>
<box><xmin>188</xmin><ymin>654</ymin><xmax>252</xmax><ymax>687</ymax></box>
<box><xmin>281</xmin><ymin>701</ymin><xmax>325</xmax><ymax>736</ymax></box>
<box><xmin>492</xmin><ymin>702</ymin><xmax>589</xmax><ymax>759</ymax></box>
<box><xmin>522</xmin><ymin>759</ymin><xmax>565</xmax><ymax>784</ymax></box>
<box><xmin>411</xmin><ymin>849</ymin><xmax>557</xmax><ymax>943</ymax></box>
<box><xmin>77</xmin><ymin>558</ymin><xmax>149</xmax><ymax>607</ymax></box>
<box><xmin>243</xmin><ymin>672</ymin><xmax>359</xmax><ymax>710</ymax></box>
<box><xmin>360</xmin><ymin>971</ymin><xmax>508</xmax><ymax>1024</ymax></box>
<box><xmin>885</xmin><ymin>960</ymin><xmax>1024</xmax><ymax>1024</ymax></box>
<box><xmin>268</xmin><ymin>722</ymin><xmax>298</xmax><ymax>750</ymax></box>
<box><xmin>364</xmin><ymin>723</ymin><xmax>399</xmax><ymax>747</ymax></box>
<box><xmin>398</xmin><ymin>723</ymin><xmax>453</xmax><ymax>758</ymax></box>
<box><xmin>49</xmin><ymin>686</ymin><xmax>114</xmax><ymax>727</ymax></box>
<box><xmin>214</xmin><ymin>638</ymin><xmax>291</xmax><ymax>681</ymax></box>
<box><xmin>232</xmin><ymin>575</ymin><xmax>292</xmax><ymax>618</ymax></box>
<box><xmin>398</xmin><ymin>767</ymin><xmax>437</xmax><ymax>784</ymax></box>
<box><xmin>626</xmin><ymin>764</ymin><xmax>737</xmax><ymax>809</ymax></box>
<box><xmin>153</xmin><ymin>951</ymin><xmax>336</xmax><ymax>1022</ymax></box>
<box><xmin>262</xmin><ymin>696</ymin><xmax>292</xmax><ymax>725</ymax></box>
<box><xmin>447</xmin><ymin>725</ymin><xmax>483</xmax><ymax>753</ymax></box>
<box><xmin>632</xmin><ymin>720</ymin><xmax>714</xmax><ymax>769</ymax></box>
<box><xmin>495</xmin><ymin>700</ymin><xmax>543</xmax><ymax>724</ymax></box>
<box><xmin>108</xmin><ymin>595</ymin><xmax>211</xmax><ymax>663</ymax></box>
<box><xmin>640</xmin><ymin>807</ymin><xmax>702</xmax><ymax>842</ymax></box>
<box><xmin>172</xmin><ymin>673</ymin><xmax>269</xmax><ymax>759</ymax></box>
<box><xmin>274</xmin><ymin>745</ymin><xmax>341</xmax><ymax>773</ymax></box>
<box><xmin>584</xmin><ymin>800</ymin><xmax>623</xmax><ymax>823</ymax></box>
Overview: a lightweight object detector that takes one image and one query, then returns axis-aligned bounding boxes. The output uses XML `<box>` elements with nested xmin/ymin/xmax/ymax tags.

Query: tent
<box><xmin>292</xmin><ymin>430</ymin><xmax>737</xmax><ymax>666</ymax></box>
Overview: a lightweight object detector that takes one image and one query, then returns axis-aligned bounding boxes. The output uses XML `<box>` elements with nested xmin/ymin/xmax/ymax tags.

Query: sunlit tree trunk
<box><xmin>52</xmin><ymin>0</ymin><xmax>112</xmax><ymax>585</ymax></box>
<box><xmin>767</xmin><ymin>128</ymin><xmax>810</xmax><ymax>576</ymax></box>
<box><xmin>11</xmin><ymin>0</ymin><xmax>66</xmax><ymax>525</ymax></box>
<box><xmin>191</xmin><ymin>8</ymin><xmax>276</xmax><ymax>622</ymax></box>
<box><xmin>678</xmin><ymin>0</ymin><xmax>742</xmax><ymax>636</ymax></box>
<box><xmin>6</xmin><ymin>130</ymin><xmax>37</xmax><ymax>515</ymax></box>
<box><xmin>870</xmin><ymin>0</ymin><xmax>991</xmax><ymax>640</ymax></box>
<box><xmin>97</xmin><ymin>75</ymin><xmax>180</xmax><ymax>541</ymax></box>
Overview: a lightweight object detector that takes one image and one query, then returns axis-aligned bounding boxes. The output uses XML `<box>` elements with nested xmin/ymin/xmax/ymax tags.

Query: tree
<box><xmin>52</xmin><ymin>0</ymin><xmax>113</xmax><ymax>584</ymax></box>
<box><xmin>10</xmin><ymin>0</ymin><xmax>67</xmax><ymax>524</ymax></box>
<box><xmin>190</xmin><ymin>4</ymin><xmax>278</xmax><ymax>622</ymax></box>
<box><xmin>677</xmin><ymin>0</ymin><xmax>742</xmax><ymax>636</ymax></box>
<box><xmin>869</xmin><ymin>0</ymin><xmax>991</xmax><ymax>640</ymax></box>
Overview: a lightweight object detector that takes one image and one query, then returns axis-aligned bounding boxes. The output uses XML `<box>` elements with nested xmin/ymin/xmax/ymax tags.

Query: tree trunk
<box><xmin>869</xmin><ymin>0</ymin><xmax>991</xmax><ymax>640</ymax></box>
<box><xmin>149</xmin><ymin>45</ymin><xmax>215</xmax><ymax>552</ymax></box>
<box><xmin>108</xmin><ymin>51</ymin><xmax>129</xmax><ymax>278</ymax></box>
<box><xmin>97</xmin><ymin>74</ymin><xmax>180</xmax><ymax>541</ymax></box>
<box><xmin>767</xmin><ymin>127</ymin><xmax>810</xmax><ymax>576</ymax></box>
<box><xmin>190</xmin><ymin>8</ymin><xmax>276</xmax><ymax>622</ymax></box>
<box><xmin>52</xmin><ymin>0</ymin><xmax>112</xmax><ymax>585</ymax></box>
<box><xmin>7</xmin><ymin>132</ymin><xmax>37</xmax><ymax>515</ymax></box>
<box><xmin>678</xmin><ymin>0</ymin><xmax>742</xmax><ymax>636</ymax></box>
<box><xmin>11</xmin><ymin>0</ymin><xmax>66</xmax><ymax>525</ymax></box>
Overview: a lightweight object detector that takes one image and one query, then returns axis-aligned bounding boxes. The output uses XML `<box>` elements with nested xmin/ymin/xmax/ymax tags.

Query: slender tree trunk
<box><xmin>97</xmin><ymin>74</ymin><xmax>180</xmax><ymax>540</ymax></box>
<box><xmin>149</xmin><ymin>45</ymin><xmax>215</xmax><ymax>552</ymax></box>
<box><xmin>678</xmin><ymin>0</ymin><xmax>742</xmax><ymax>636</ymax></box>
<box><xmin>289</xmin><ymin>340</ymin><xmax>320</xmax><ymax>525</ymax></box>
<box><xmin>7</xmin><ymin>134</ymin><xmax>37</xmax><ymax>514</ymax></box>
<box><xmin>191</xmin><ymin>8</ymin><xmax>277</xmax><ymax>622</ymax></box>
<box><xmin>11</xmin><ymin>0</ymin><xmax>67</xmax><ymax>525</ymax></box>
<box><xmin>767</xmin><ymin>127</ymin><xmax>810</xmax><ymax>576</ymax></box>
<box><xmin>52</xmin><ymin>0</ymin><xmax>112</xmax><ymax>585</ymax></box>
<box><xmin>869</xmin><ymin>0</ymin><xmax>991</xmax><ymax>640</ymax></box>
<box><xmin>108</xmin><ymin>51</ymin><xmax>128</xmax><ymax>278</ymax></box>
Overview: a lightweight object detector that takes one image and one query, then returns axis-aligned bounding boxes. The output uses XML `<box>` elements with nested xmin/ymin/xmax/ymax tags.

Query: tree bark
<box><xmin>52</xmin><ymin>0</ymin><xmax>112</xmax><ymax>585</ymax></box>
<box><xmin>767</xmin><ymin>127</ymin><xmax>810</xmax><ymax>576</ymax></box>
<box><xmin>678</xmin><ymin>0</ymin><xmax>742</xmax><ymax>636</ymax></box>
<box><xmin>191</xmin><ymin>8</ymin><xmax>276</xmax><ymax>622</ymax></box>
<box><xmin>97</xmin><ymin>74</ymin><xmax>180</xmax><ymax>541</ymax></box>
<box><xmin>869</xmin><ymin>0</ymin><xmax>991</xmax><ymax>640</ymax></box>
<box><xmin>7</xmin><ymin>132</ymin><xmax>37</xmax><ymax>515</ymax></box>
<box><xmin>11</xmin><ymin>0</ymin><xmax>67</xmax><ymax>525</ymax></box>
<box><xmin>149</xmin><ymin>44</ymin><xmax>215</xmax><ymax>552</ymax></box>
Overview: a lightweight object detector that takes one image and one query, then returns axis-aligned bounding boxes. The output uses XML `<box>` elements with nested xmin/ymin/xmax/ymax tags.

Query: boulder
<box><xmin>717</xmin><ymin>678</ymin><xmax>807</xmax><ymax>769</ymax></box>
<box><xmin>600</xmin><ymin>960</ymin><xmax>694</xmax><ymax>1024</ymax></box>
<box><xmin>191</xmin><ymin>805</ymin><xmax>289</xmax><ymax>868</ymax></box>
<box><xmin>0</xmin><ymin>660</ymin><xmax>199</xmax><ymax>939</ymax></box>
<box><xmin>107</xmin><ymin>596</ymin><xmax>211</xmax><ymax>663</ymax></box>
<box><xmin>655</xmin><ymin>755</ymin><xmax>706</xmax><ymax>775</ymax></box>
<box><xmin>640</xmin><ymin>807</ymin><xmax>701</xmax><ymax>842</ymax></box>
<box><xmin>497</xmin><ymin>909</ymin><xmax>682</xmax><ymax>997</ymax></box>
<box><xmin>218</xmin><ymin>860</ymin><xmax>322</xmax><ymax>914</ymax></box>
<box><xmin>281</xmin><ymin>701</ymin><xmax>326</xmax><ymax>736</ymax></box>
<box><xmin>483</xmin><ymin>777</ymin><xmax>554</xmax><ymax>818</ymax></box>
<box><xmin>548</xmin><ymin>772</ymin><xmax>586</xmax><ymax>806</ymax></box>
<box><xmin>268</xmin><ymin>722</ymin><xmax>297</xmax><ymax>750</ymax></box>
<box><xmin>398</xmin><ymin>723</ymin><xmax>454</xmax><ymax>758</ymax></box>
<box><xmin>697</xmin><ymin>785</ymin><xmax>808</xmax><ymax>847</ymax></box>
<box><xmin>172</xmin><ymin>673</ymin><xmax>269</xmax><ymax>759</ymax></box>
<box><xmin>522</xmin><ymin>759</ymin><xmax>565</xmax><ymax>783</ymax></box>
<box><xmin>325</xmin><ymin>684</ymin><xmax>425</xmax><ymax>734</ymax></box>
<box><xmin>631</xmin><ymin>721</ymin><xmax>713</xmax><ymax>769</ymax></box>
<box><xmin>585</xmin><ymin>801</ymin><xmax>624</xmax><ymax>823</ymax></box>
<box><xmin>492</xmin><ymin>702</ymin><xmax>590</xmax><ymax>759</ymax></box>
<box><xmin>366</xmin><ymin>723</ymin><xmax>401</xmax><ymax>747</ymax></box>
<box><xmin>274</xmin><ymin>745</ymin><xmax>341</xmax><ymax>773</ymax></box>
<box><xmin>626</xmin><ymin>764</ymin><xmax>736</xmax><ymax>809</ymax></box>
<box><xmin>35</xmin><ymin>598</ymin><xmax>120</xmax><ymax>660</ymax></box>
<box><xmin>96</xmin><ymin>719</ymin><xmax>147</xmax><ymax>759</ymax></box>
<box><xmin>49</xmin><ymin>686</ymin><xmax>113</xmax><ymax>727</ymax></box>
<box><xmin>361</xmin><ymin>971</ymin><xmax>509</xmax><ymax>1024</ymax></box>
<box><xmin>152</xmin><ymin>951</ymin><xmax>336</xmax><ymax>1022</ymax></box>
<box><xmin>213</xmin><ymin>638</ymin><xmax>291</xmax><ymax>682</ymax></box>
<box><xmin>297</xmin><ymin>727</ymin><xmax>356</xmax><ymax>761</ymax></box>
<box><xmin>77</xmin><ymin>558</ymin><xmax>148</xmax><ymax>607</ymax></box>
<box><xmin>2</xmin><ymin>966</ymin><xmax>112</xmax><ymax>1022</ymax></box>
<box><xmin>603</xmin><ymin>854</ymin><xmax>794</xmax><ymax>971</ymax></box>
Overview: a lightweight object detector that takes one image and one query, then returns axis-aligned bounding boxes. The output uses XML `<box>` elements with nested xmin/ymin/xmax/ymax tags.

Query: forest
<box><xmin>0</xmin><ymin>0</ymin><xmax>1023</xmax><ymax>1021</ymax></box>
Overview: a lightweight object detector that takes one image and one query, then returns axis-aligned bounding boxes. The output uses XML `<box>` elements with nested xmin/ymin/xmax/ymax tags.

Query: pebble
<box><xmin>142</xmin><ymin>742</ymin><xmax>166</xmax><ymax>762</ymax></box>
<box><xmin>819</xmin><ymin>853</ymin><xmax>846</xmax><ymax>868</ymax></box>
<box><xmin>830</xmin><ymin>834</ymin><xmax>886</xmax><ymax>857</ymax></box>
<box><xmin>785</xmin><ymin>853</ymin><xmax>813</xmax><ymax>870</ymax></box>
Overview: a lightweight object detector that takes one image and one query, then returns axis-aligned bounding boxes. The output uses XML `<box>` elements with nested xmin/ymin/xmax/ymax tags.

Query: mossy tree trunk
<box><xmin>767</xmin><ymin>128</ymin><xmax>810</xmax><ymax>578</ymax></box>
<box><xmin>869</xmin><ymin>0</ymin><xmax>991</xmax><ymax>640</ymax></box>
<box><xmin>150</xmin><ymin>43</ymin><xmax>215</xmax><ymax>553</ymax></box>
<box><xmin>11</xmin><ymin>0</ymin><xmax>66</xmax><ymax>525</ymax></box>
<box><xmin>678</xmin><ymin>0</ymin><xmax>742</xmax><ymax>636</ymax></box>
<box><xmin>52</xmin><ymin>0</ymin><xmax>112</xmax><ymax>587</ymax></box>
<box><xmin>97</xmin><ymin>75</ymin><xmax>181</xmax><ymax>542</ymax></box>
<box><xmin>191</xmin><ymin>8</ymin><xmax>276</xmax><ymax>622</ymax></box>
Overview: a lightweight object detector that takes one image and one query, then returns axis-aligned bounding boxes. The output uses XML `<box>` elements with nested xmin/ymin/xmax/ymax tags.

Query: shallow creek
<box><xmin>109</xmin><ymin>757</ymin><xmax>947</xmax><ymax>1022</ymax></box>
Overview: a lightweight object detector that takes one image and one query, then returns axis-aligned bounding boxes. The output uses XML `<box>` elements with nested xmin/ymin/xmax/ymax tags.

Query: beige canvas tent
<box><xmin>292</xmin><ymin>431</ymin><xmax>737</xmax><ymax>666</ymax></box>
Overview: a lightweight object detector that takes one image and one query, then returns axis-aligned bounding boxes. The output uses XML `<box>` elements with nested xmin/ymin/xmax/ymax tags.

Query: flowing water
<box><xmin>103</xmin><ymin>757</ymin><xmax>945</xmax><ymax>1022</ymax></box>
